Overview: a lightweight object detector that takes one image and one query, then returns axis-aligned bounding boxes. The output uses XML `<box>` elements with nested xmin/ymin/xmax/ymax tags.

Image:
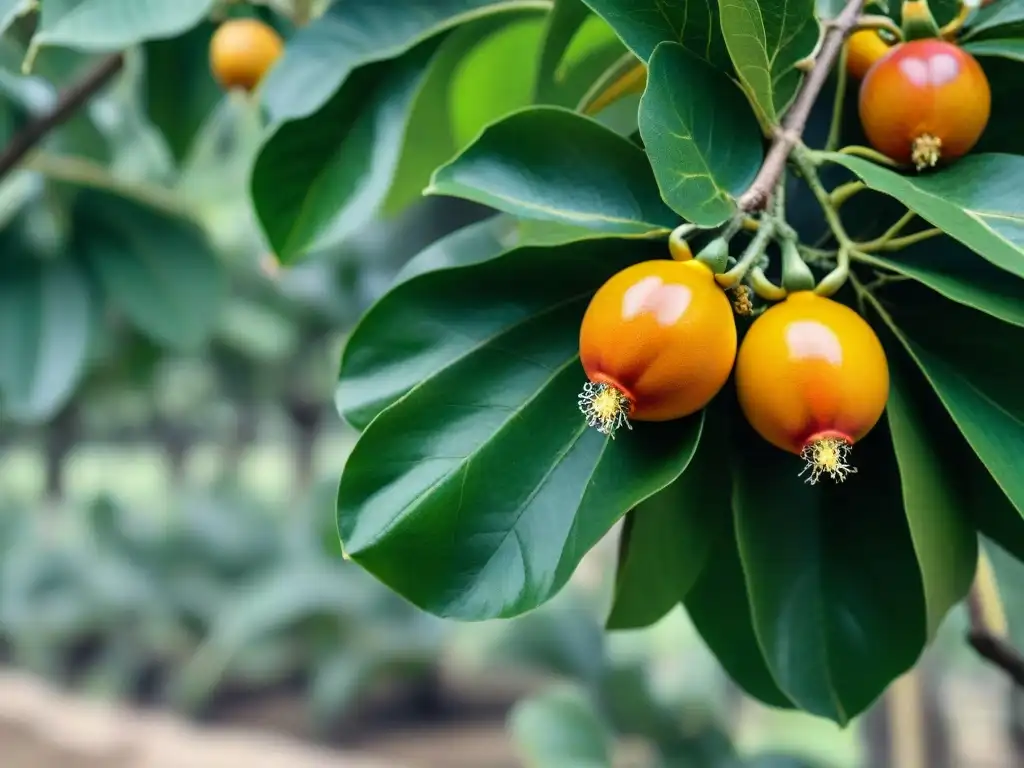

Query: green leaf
<box><xmin>0</xmin><ymin>0</ymin><xmax>33</xmax><ymax>38</ymax></box>
<box><xmin>733</xmin><ymin>416</ymin><xmax>927</xmax><ymax>724</ymax></box>
<box><xmin>581</xmin><ymin>0</ymin><xmax>730</xmax><ymax>69</ymax></box>
<box><xmin>253</xmin><ymin>42</ymin><xmax>441</xmax><ymax>263</ymax></box>
<box><xmin>824</xmin><ymin>153</ymin><xmax>1024</xmax><ymax>281</ymax></box>
<box><xmin>606</xmin><ymin>418</ymin><xmax>724</xmax><ymax>631</ymax></box>
<box><xmin>336</xmin><ymin>236</ymin><xmax>702</xmax><ymax>619</ymax></box>
<box><xmin>32</xmin><ymin>0</ymin><xmax>215</xmax><ymax>51</ymax></box>
<box><xmin>143</xmin><ymin>21</ymin><xmax>222</xmax><ymax>164</ymax></box>
<box><xmin>683</xmin><ymin>439</ymin><xmax>795</xmax><ymax>710</ymax></box>
<box><xmin>854</xmin><ymin>237</ymin><xmax>1024</xmax><ymax>328</ymax></box>
<box><xmin>880</xmin><ymin>328</ymin><xmax>978</xmax><ymax>637</ymax></box>
<box><xmin>536</xmin><ymin>0</ymin><xmax>593</xmax><ymax>101</ymax></box>
<box><xmin>868</xmin><ymin>283</ymin><xmax>1024</xmax><ymax>527</ymax></box>
<box><xmin>261</xmin><ymin>0</ymin><xmax>549</xmax><ymax>123</ymax></box>
<box><xmin>638</xmin><ymin>42</ymin><xmax>763</xmax><ymax>226</ymax></box>
<box><xmin>0</xmin><ymin>260</ymin><xmax>94</xmax><ymax>423</ymax></box>
<box><xmin>963</xmin><ymin>38</ymin><xmax>1024</xmax><ymax>62</ymax></box>
<box><xmin>718</xmin><ymin>0</ymin><xmax>820</xmax><ymax>124</ymax></box>
<box><xmin>962</xmin><ymin>0</ymin><xmax>1024</xmax><ymax>42</ymax></box>
<box><xmin>509</xmin><ymin>684</ymin><xmax>613</xmax><ymax>768</ymax></box>
<box><xmin>74</xmin><ymin>190</ymin><xmax>225</xmax><ymax>350</ymax></box>
<box><xmin>974</xmin><ymin>57</ymin><xmax>1024</xmax><ymax>156</ymax></box>
<box><xmin>427</xmin><ymin>106</ymin><xmax>677</xmax><ymax>235</ymax></box>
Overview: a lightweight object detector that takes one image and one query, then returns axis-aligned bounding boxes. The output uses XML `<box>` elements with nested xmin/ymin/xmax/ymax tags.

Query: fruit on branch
<box><xmin>734</xmin><ymin>292</ymin><xmax>889</xmax><ymax>484</ymax></box>
<box><xmin>846</xmin><ymin>30</ymin><xmax>894</xmax><ymax>80</ymax></box>
<box><xmin>210</xmin><ymin>19</ymin><xmax>284</xmax><ymax>92</ymax></box>
<box><xmin>858</xmin><ymin>39</ymin><xmax>990</xmax><ymax>170</ymax></box>
<box><xmin>578</xmin><ymin>260</ymin><xmax>737</xmax><ymax>437</ymax></box>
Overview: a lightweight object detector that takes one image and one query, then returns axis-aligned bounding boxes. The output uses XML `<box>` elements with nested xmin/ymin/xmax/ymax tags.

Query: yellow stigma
<box><xmin>911</xmin><ymin>133</ymin><xmax>942</xmax><ymax>171</ymax></box>
<box><xmin>799</xmin><ymin>435</ymin><xmax>857</xmax><ymax>485</ymax></box>
<box><xmin>578</xmin><ymin>381</ymin><xmax>632</xmax><ymax>438</ymax></box>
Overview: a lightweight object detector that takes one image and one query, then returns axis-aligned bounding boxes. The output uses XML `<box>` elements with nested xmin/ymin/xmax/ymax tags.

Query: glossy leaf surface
<box><xmin>826</xmin><ymin>153</ymin><xmax>1024</xmax><ymax>280</ymax></box>
<box><xmin>427</xmin><ymin>106</ymin><xmax>678</xmax><ymax>235</ymax></box>
<box><xmin>639</xmin><ymin>42</ymin><xmax>763</xmax><ymax>225</ymax></box>
<box><xmin>33</xmin><ymin>0</ymin><xmax>215</xmax><ymax>51</ymax></box>
<box><xmin>581</xmin><ymin>0</ymin><xmax>729</xmax><ymax>69</ymax></box>
<box><xmin>718</xmin><ymin>0</ymin><xmax>820</xmax><ymax>124</ymax></box>
<box><xmin>336</xmin><ymin>234</ymin><xmax>702</xmax><ymax>619</ymax></box>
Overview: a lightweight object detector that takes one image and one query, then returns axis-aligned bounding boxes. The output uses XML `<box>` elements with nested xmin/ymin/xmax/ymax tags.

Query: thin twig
<box><xmin>0</xmin><ymin>53</ymin><xmax>124</xmax><ymax>182</ymax></box>
<box><xmin>736</xmin><ymin>0</ymin><xmax>865</xmax><ymax>212</ymax></box>
<box><xmin>967</xmin><ymin>550</ymin><xmax>1024</xmax><ymax>688</ymax></box>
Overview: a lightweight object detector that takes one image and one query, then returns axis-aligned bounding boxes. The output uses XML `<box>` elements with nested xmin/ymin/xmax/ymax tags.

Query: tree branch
<box><xmin>736</xmin><ymin>0</ymin><xmax>865</xmax><ymax>212</ymax></box>
<box><xmin>967</xmin><ymin>556</ymin><xmax>1024</xmax><ymax>686</ymax></box>
<box><xmin>0</xmin><ymin>53</ymin><xmax>124</xmax><ymax>182</ymax></box>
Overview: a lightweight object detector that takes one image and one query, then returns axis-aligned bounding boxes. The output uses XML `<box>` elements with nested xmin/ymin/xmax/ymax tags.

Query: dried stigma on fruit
<box><xmin>858</xmin><ymin>39</ymin><xmax>990</xmax><ymax>170</ymax></box>
<box><xmin>577</xmin><ymin>260</ymin><xmax>737</xmax><ymax>437</ymax></box>
<box><xmin>210</xmin><ymin>19</ymin><xmax>284</xmax><ymax>92</ymax></box>
<box><xmin>734</xmin><ymin>292</ymin><xmax>889</xmax><ymax>483</ymax></box>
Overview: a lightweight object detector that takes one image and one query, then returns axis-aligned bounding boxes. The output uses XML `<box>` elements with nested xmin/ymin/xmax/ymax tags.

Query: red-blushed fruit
<box><xmin>858</xmin><ymin>38</ymin><xmax>990</xmax><ymax>170</ymax></box>
<box><xmin>734</xmin><ymin>292</ymin><xmax>890</xmax><ymax>484</ymax></box>
<box><xmin>577</xmin><ymin>259</ymin><xmax>736</xmax><ymax>437</ymax></box>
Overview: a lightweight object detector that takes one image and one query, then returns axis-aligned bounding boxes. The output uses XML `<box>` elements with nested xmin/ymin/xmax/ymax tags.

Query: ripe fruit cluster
<box><xmin>577</xmin><ymin>255</ymin><xmax>890</xmax><ymax>484</ymax></box>
<box><xmin>845</xmin><ymin>12</ymin><xmax>991</xmax><ymax>170</ymax></box>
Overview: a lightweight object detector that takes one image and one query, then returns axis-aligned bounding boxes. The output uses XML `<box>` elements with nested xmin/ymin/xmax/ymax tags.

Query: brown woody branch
<box><xmin>0</xmin><ymin>53</ymin><xmax>124</xmax><ymax>181</ymax></box>
<box><xmin>736</xmin><ymin>0</ymin><xmax>865</xmax><ymax>212</ymax></box>
<box><xmin>967</xmin><ymin>583</ymin><xmax>1024</xmax><ymax>687</ymax></box>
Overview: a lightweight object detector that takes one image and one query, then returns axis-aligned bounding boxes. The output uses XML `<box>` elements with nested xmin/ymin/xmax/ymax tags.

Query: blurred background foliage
<box><xmin>0</xmin><ymin>0</ymin><xmax>1021</xmax><ymax>766</ymax></box>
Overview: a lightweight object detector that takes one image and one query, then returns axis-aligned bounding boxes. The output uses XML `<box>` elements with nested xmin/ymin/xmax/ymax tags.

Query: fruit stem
<box><xmin>900</xmin><ymin>0</ymin><xmax>941</xmax><ymax>42</ymax></box>
<box><xmin>792</xmin><ymin>144</ymin><xmax>855</xmax><ymax>252</ymax></box>
<box><xmin>668</xmin><ymin>223</ymin><xmax>698</xmax><ymax>260</ymax></box>
<box><xmin>855</xmin><ymin>210</ymin><xmax>916</xmax><ymax>251</ymax></box>
<box><xmin>814</xmin><ymin>245</ymin><xmax>851</xmax><ymax>296</ymax></box>
<box><xmin>939</xmin><ymin>0</ymin><xmax>974</xmax><ymax>40</ymax></box>
<box><xmin>855</xmin><ymin>14</ymin><xmax>905</xmax><ymax>41</ymax></box>
<box><xmin>715</xmin><ymin>219</ymin><xmax>775</xmax><ymax>288</ymax></box>
<box><xmin>695</xmin><ymin>236</ymin><xmax>732</xmax><ymax>274</ymax></box>
<box><xmin>293</xmin><ymin>0</ymin><xmax>315</xmax><ymax>25</ymax></box>
<box><xmin>780</xmin><ymin>237</ymin><xmax>816</xmax><ymax>293</ymax></box>
<box><xmin>873</xmin><ymin>228</ymin><xmax>943</xmax><ymax>251</ymax></box>
<box><xmin>834</xmin><ymin>144</ymin><xmax>901</xmax><ymax>167</ymax></box>
<box><xmin>825</xmin><ymin>41</ymin><xmax>850</xmax><ymax>153</ymax></box>
<box><xmin>828</xmin><ymin>181</ymin><xmax>866</xmax><ymax>209</ymax></box>
<box><xmin>748</xmin><ymin>267</ymin><xmax>788</xmax><ymax>301</ymax></box>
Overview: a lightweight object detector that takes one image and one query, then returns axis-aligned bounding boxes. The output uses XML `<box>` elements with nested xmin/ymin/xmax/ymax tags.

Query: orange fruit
<box><xmin>209</xmin><ymin>18</ymin><xmax>284</xmax><ymax>92</ymax></box>
<box><xmin>577</xmin><ymin>259</ymin><xmax>736</xmax><ymax>437</ymax></box>
<box><xmin>734</xmin><ymin>292</ymin><xmax>889</xmax><ymax>483</ymax></box>
<box><xmin>858</xmin><ymin>38</ymin><xmax>990</xmax><ymax>169</ymax></box>
<box><xmin>846</xmin><ymin>29</ymin><xmax>893</xmax><ymax>80</ymax></box>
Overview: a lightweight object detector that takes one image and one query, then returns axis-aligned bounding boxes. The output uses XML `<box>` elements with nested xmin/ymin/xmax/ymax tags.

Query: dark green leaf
<box><xmin>261</xmin><ymin>0</ymin><xmax>544</xmax><ymax>122</ymax></box>
<box><xmin>336</xmin><ymin>237</ymin><xmax>702</xmax><ymax>619</ymax></box>
<box><xmin>75</xmin><ymin>190</ymin><xmax>225</xmax><ymax>350</ymax></box>
<box><xmin>581</xmin><ymin>0</ymin><xmax>730</xmax><ymax>69</ymax></box>
<box><xmin>0</xmin><ymin>260</ymin><xmax>93</xmax><ymax>423</ymax></box>
<box><xmin>825</xmin><ymin>153</ymin><xmax>1024</xmax><ymax>281</ymax></box>
<box><xmin>733</xmin><ymin>416</ymin><xmax>927</xmax><ymax>724</ymax></box>
<box><xmin>683</xmin><ymin>438</ymin><xmax>795</xmax><ymax>710</ymax></box>
<box><xmin>33</xmin><ymin>0</ymin><xmax>215</xmax><ymax>51</ymax></box>
<box><xmin>253</xmin><ymin>42</ymin><xmax>440</xmax><ymax>263</ymax></box>
<box><xmin>606</xmin><ymin>417</ymin><xmax>725</xmax><ymax>630</ymax></box>
<box><xmin>962</xmin><ymin>1</ymin><xmax>1024</xmax><ymax>42</ymax></box>
<box><xmin>974</xmin><ymin>57</ymin><xmax>1024</xmax><ymax>156</ymax></box>
<box><xmin>879</xmin><ymin>324</ymin><xmax>978</xmax><ymax>637</ymax></box>
<box><xmin>869</xmin><ymin>283</ymin><xmax>1024</xmax><ymax>530</ymax></box>
<box><xmin>854</xmin><ymin>236</ymin><xmax>1024</xmax><ymax>328</ymax></box>
<box><xmin>639</xmin><ymin>41</ymin><xmax>763</xmax><ymax>226</ymax></box>
<box><xmin>427</xmin><ymin>105</ymin><xmax>678</xmax><ymax>235</ymax></box>
<box><xmin>963</xmin><ymin>38</ymin><xmax>1024</xmax><ymax>62</ymax></box>
<box><xmin>509</xmin><ymin>684</ymin><xmax>613</xmax><ymax>768</ymax></box>
<box><xmin>536</xmin><ymin>0</ymin><xmax>593</xmax><ymax>101</ymax></box>
<box><xmin>0</xmin><ymin>0</ymin><xmax>32</xmax><ymax>38</ymax></box>
<box><xmin>718</xmin><ymin>0</ymin><xmax>820</xmax><ymax>124</ymax></box>
<box><xmin>143</xmin><ymin>21</ymin><xmax>222</xmax><ymax>164</ymax></box>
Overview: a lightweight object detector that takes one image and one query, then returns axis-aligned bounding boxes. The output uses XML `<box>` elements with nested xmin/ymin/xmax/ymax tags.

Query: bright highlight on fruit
<box><xmin>845</xmin><ymin>29</ymin><xmax>893</xmax><ymax>80</ymax></box>
<box><xmin>858</xmin><ymin>39</ymin><xmax>990</xmax><ymax>170</ymax></box>
<box><xmin>734</xmin><ymin>292</ymin><xmax>889</xmax><ymax>484</ymax></box>
<box><xmin>210</xmin><ymin>18</ymin><xmax>284</xmax><ymax>92</ymax></box>
<box><xmin>578</xmin><ymin>259</ymin><xmax>737</xmax><ymax>438</ymax></box>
